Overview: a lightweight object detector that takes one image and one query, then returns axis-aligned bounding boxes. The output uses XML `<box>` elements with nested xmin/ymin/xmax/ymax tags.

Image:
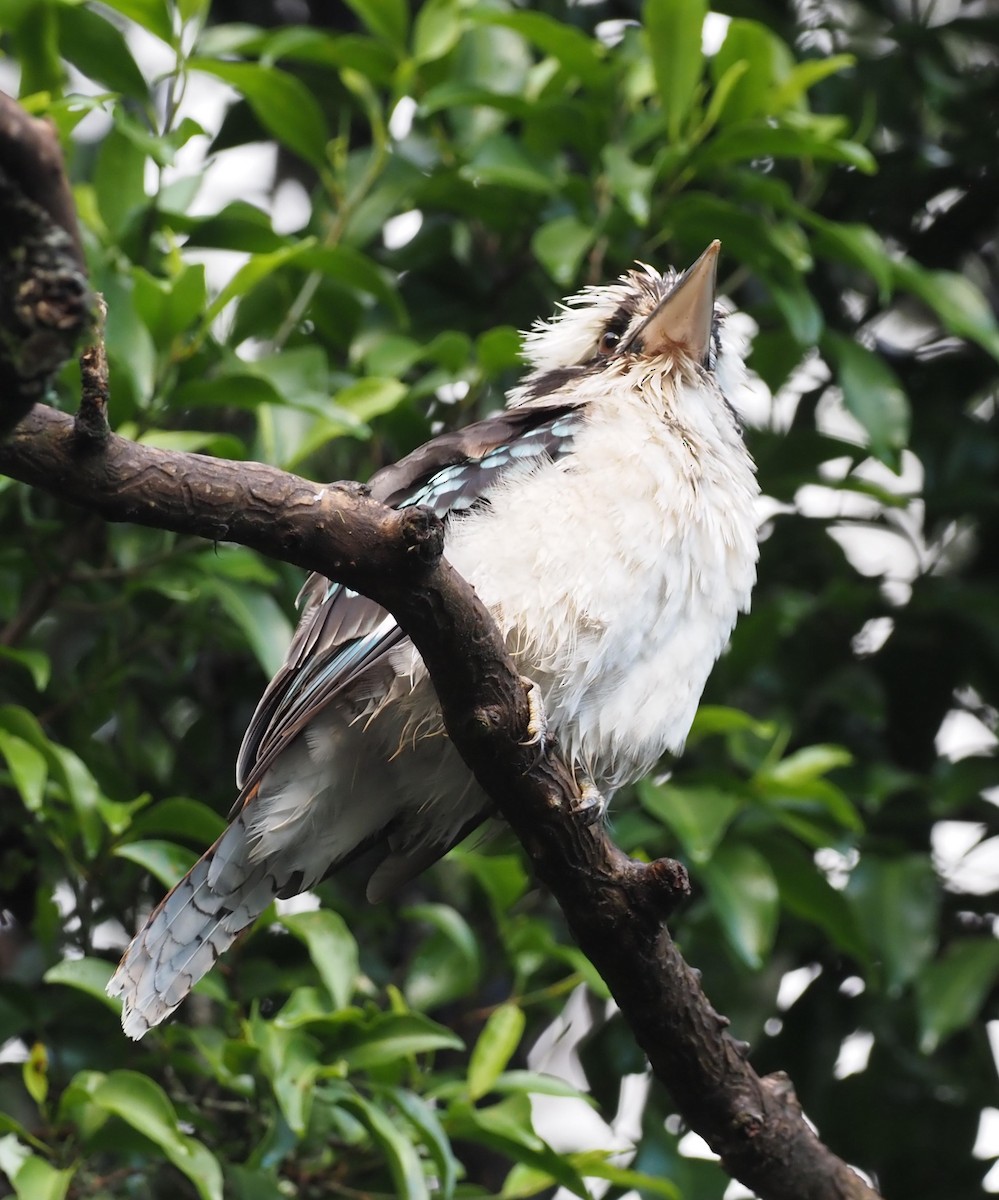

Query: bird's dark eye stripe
<box><xmin>603</xmin><ymin>305</ymin><xmax>632</xmax><ymax>341</ymax></box>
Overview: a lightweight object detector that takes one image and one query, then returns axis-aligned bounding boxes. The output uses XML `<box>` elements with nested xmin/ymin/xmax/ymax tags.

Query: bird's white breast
<box><xmin>443</xmin><ymin>367</ymin><xmax>759</xmax><ymax>794</ymax></box>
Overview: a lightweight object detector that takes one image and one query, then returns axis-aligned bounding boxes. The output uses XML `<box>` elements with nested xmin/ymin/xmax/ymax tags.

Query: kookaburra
<box><xmin>109</xmin><ymin>241</ymin><xmax>760</xmax><ymax>1038</ymax></box>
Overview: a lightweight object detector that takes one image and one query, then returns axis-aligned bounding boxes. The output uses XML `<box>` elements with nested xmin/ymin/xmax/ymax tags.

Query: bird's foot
<box><xmin>519</xmin><ymin>677</ymin><xmax>548</xmax><ymax>748</ymax></box>
<box><xmin>572</xmin><ymin>780</ymin><xmax>607</xmax><ymax>826</ymax></box>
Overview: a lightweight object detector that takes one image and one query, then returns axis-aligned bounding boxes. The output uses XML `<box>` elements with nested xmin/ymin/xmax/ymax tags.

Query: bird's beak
<box><xmin>622</xmin><ymin>240</ymin><xmax>720</xmax><ymax>365</ymax></box>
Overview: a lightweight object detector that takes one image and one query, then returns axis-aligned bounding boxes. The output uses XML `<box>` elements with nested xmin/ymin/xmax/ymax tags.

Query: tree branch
<box><xmin>0</xmin><ymin>94</ymin><xmax>90</xmax><ymax>436</ymax></box>
<box><xmin>0</xmin><ymin>95</ymin><xmax>882</xmax><ymax>1200</ymax></box>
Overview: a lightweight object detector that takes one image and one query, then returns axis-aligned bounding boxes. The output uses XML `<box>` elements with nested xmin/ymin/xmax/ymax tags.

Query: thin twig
<box><xmin>76</xmin><ymin>294</ymin><xmax>109</xmax><ymax>447</ymax></box>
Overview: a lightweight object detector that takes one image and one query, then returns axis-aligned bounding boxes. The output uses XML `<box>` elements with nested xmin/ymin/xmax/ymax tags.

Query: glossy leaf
<box><xmin>44</xmin><ymin>958</ymin><xmax>119</xmax><ymax>1012</ymax></box>
<box><xmin>468</xmin><ymin>1004</ymin><xmax>526</xmax><ymax>1101</ymax></box>
<box><xmin>404</xmin><ymin>903</ymin><xmax>481</xmax><ymax>1011</ymax></box>
<box><xmin>916</xmin><ymin>938</ymin><xmax>999</xmax><ymax>1053</ymax></box>
<box><xmin>92</xmin><ymin>1072</ymin><xmax>224</xmax><ymax>1200</ymax></box>
<box><xmin>205</xmin><ymin>578</ymin><xmax>295</xmax><ymax>678</ymax></box>
<box><xmin>700</xmin><ymin>844</ymin><xmax>780</xmax><ymax>969</ymax></box>
<box><xmin>100</xmin><ymin>0</ymin><xmax>172</xmax><ymax>43</ymax></box>
<box><xmin>114</xmin><ymin>839</ymin><xmax>198</xmax><ymax>889</ymax></box>
<box><xmin>57</xmin><ymin>5</ymin><xmax>148</xmax><ymax>99</ymax></box>
<box><xmin>190</xmin><ymin>61</ymin><xmax>330</xmax><ymax>168</ymax></box>
<box><xmin>0</xmin><ymin>1136</ymin><xmax>73</xmax><ymax>1200</ymax></box>
<box><xmin>337</xmin><ymin>1090</ymin><xmax>430</xmax><ymax>1200</ymax></box>
<box><xmin>894</xmin><ymin>259</ymin><xmax>999</xmax><ymax>360</ymax></box>
<box><xmin>645</xmin><ymin>0</ymin><xmax>706</xmax><ymax>141</ymax></box>
<box><xmin>637</xmin><ymin>778</ymin><xmax>741</xmax><ymax>863</ymax></box>
<box><xmin>281</xmin><ymin>910</ymin><xmax>360</xmax><ymax>1010</ymax></box>
<box><xmin>343</xmin><ymin>0</ymin><xmax>408</xmax><ymax>48</ymax></box>
<box><xmin>0</xmin><ymin>647</ymin><xmax>49</xmax><ymax>692</ymax></box>
<box><xmin>532</xmin><ymin>215</ymin><xmax>595</xmax><ymax>287</ymax></box>
<box><xmin>847</xmin><ymin>856</ymin><xmax>939</xmax><ymax>991</ymax></box>
<box><xmin>334</xmin><ymin>1012</ymin><xmax>465</xmax><ymax>1069</ymax></box>
<box><xmin>382</xmin><ymin>1086</ymin><xmax>458</xmax><ymax>1200</ymax></box>
<box><xmin>0</xmin><ymin>731</ymin><xmax>47</xmax><ymax>812</ymax></box>
<box><xmin>826</xmin><ymin>333</ymin><xmax>911</xmax><ymax>462</ymax></box>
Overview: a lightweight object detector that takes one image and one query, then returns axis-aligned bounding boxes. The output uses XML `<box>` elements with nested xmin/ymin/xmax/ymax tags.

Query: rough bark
<box><xmin>0</xmin><ymin>91</ymin><xmax>882</xmax><ymax>1200</ymax></box>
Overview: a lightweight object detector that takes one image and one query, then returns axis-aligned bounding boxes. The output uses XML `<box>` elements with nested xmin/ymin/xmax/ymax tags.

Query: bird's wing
<box><xmin>235</xmin><ymin>402</ymin><xmax>584</xmax><ymax>792</ymax></box>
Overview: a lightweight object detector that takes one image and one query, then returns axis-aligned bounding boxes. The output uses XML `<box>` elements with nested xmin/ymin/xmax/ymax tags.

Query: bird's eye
<box><xmin>598</xmin><ymin>331</ymin><xmax>620</xmax><ymax>356</ymax></box>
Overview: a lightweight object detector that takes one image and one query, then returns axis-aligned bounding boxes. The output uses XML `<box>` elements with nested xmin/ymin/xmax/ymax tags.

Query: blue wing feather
<box><xmin>235</xmin><ymin>403</ymin><xmax>584</xmax><ymax>790</ymax></box>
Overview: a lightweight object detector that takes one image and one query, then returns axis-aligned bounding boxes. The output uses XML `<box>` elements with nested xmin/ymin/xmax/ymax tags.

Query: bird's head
<box><xmin>513</xmin><ymin>242</ymin><xmax>747</xmax><ymax>417</ymax></box>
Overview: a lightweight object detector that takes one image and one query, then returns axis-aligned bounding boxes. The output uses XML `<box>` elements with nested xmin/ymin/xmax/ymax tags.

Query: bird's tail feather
<box><xmin>107</xmin><ymin>810</ymin><xmax>279</xmax><ymax>1040</ymax></box>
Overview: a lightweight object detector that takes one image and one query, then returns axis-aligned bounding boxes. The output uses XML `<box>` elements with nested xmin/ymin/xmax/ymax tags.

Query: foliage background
<box><xmin>1</xmin><ymin>0</ymin><xmax>998</xmax><ymax>1197</ymax></box>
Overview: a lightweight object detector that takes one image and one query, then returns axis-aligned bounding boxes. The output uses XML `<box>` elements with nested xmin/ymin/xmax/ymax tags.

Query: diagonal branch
<box><xmin>0</xmin><ymin>94</ymin><xmax>882</xmax><ymax>1200</ymax></box>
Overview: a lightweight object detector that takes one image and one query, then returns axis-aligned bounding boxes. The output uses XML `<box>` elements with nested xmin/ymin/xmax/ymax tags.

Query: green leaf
<box><xmin>382</xmin><ymin>1086</ymin><xmax>458</xmax><ymax>1200</ymax></box>
<box><xmin>699</xmin><ymin>843</ymin><xmax>779</xmax><ymax>969</ymax></box>
<box><xmin>205</xmin><ymin>578</ymin><xmax>294</xmax><ymax>678</ymax></box>
<box><xmin>133</xmin><ymin>263</ymin><xmax>207</xmax><ymax>347</ymax></box>
<box><xmin>0</xmin><ymin>646</ymin><xmax>50</xmax><ymax>691</ymax></box>
<box><xmin>532</xmin><ymin>215</ymin><xmax>595</xmax><ymax>288</ymax></box>
<box><xmin>336</xmin><ymin>1012</ymin><xmax>465</xmax><ymax>1069</ymax></box>
<box><xmin>281</xmin><ymin>910</ymin><xmax>359</xmax><ymax>1010</ymax></box>
<box><xmin>602</xmin><ymin>144</ymin><xmax>653</xmax><ymax>227</ymax></box>
<box><xmin>336</xmin><ymin>378</ymin><xmax>408</xmax><ymax>424</ymax></box>
<box><xmin>709</xmin><ymin>19</ymin><xmax>794</xmax><ymax>122</ymax></box>
<box><xmin>190</xmin><ymin>61</ymin><xmax>330</xmax><ymax>168</ymax></box>
<box><xmin>335</xmin><ymin>1090</ymin><xmax>430</xmax><ymax>1200</ymax></box>
<box><xmin>11</xmin><ymin>2</ymin><xmax>64</xmax><ymax>96</ymax></box>
<box><xmin>645</xmin><ymin>0</ymin><xmax>707</xmax><ymax>140</ymax></box>
<box><xmin>894</xmin><ymin>259</ymin><xmax>999</xmax><ymax>360</ymax></box>
<box><xmin>916</xmin><ymin>938</ymin><xmax>999</xmax><ymax>1053</ymax></box>
<box><xmin>450</xmin><ymin>1096</ymin><xmax>590</xmax><ymax>1199</ymax></box>
<box><xmin>44</xmin><ymin>957</ymin><xmax>119</xmax><ymax>1012</ymax></box>
<box><xmin>128</xmin><ymin>797</ymin><xmax>227</xmax><ymax>844</ymax></box>
<box><xmin>825</xmin><ymin>333</ymin><xmax>911</xmax><ymax>462</ymax></box>
<box><xmin>771</xmin><ymin>54</ymin><xmax>857</xmax><ymax>108</ymax></box>
<box><xmin>463</xmin><ymin>135</ymin><xmax>557</xmax><ymax>194</ymax></box>
<box><xmin>251</xmin><ymin>1019</ymin><xmax>320</xmax><ymax>1135</ymax></box>
<box><xmin>808</xmin><ymin>219</ymin><xmax>892</xmax><ymax>297</ymax></box>
<box><xmin>169</xmin><ymin>200</ymin><xmax>286</xmax><ymax>253</ymax></box>
<box><xmin>404</xmin><ymin>903</ymin><xmax>481</xmax><ymax>1011</ymax></box>
<box><xmin>343</xmin><ymin>0</ymin><xmax>408</xmax><ymax>48</ymax></box>
<box><xmin>93</xmin><ymin>124</ymin><xmax>148</xmax><ymax>238</ymax></box>
<box><xmin>94</xmin><ymin>1075</ymin><xmax>220</xmax><ymax>1195</ymax></box>
<box><xmin>22</xmin><ymin>1043</ymin><xmax>48</xmax><ymax>1106</ymax></box>
<box><xmin>761</xmin><ymin>744</ymin><xmax>853</xmax><ymax>786</ymax></box>
<box><xmin>769</xmin><ymin>275</ymin><xmax>824</xmax><ymax>345</ymax></box>
<box><xmin>114</xmin><ymin>840</ymin><xmax>198</xmax><ymax>889</ymax></box>
<box><xmin>477</xmin><ymin>326</ymin><xmax>522</xmax><ymax>376</ymax></box>
<box><xmin>473</xmin><ymin>11</ymin><xmax>607</xmax><ymax>83</ymax></box>
<box><xmin>0</xmin><ymin>708</ymin><xmax>105</xmax><ymax>855</ymax></box>
<box><xmin>468</xmin><ymin>1004</ymin><xmax>526</xmax><ymax>1101</ymax></box>
<box><xmin>201</xmin><ymin>240</ymin><xmax>316</xmax><ymax>325</ymax></box>
<box><xmin>57</xmin><ymin>5</ymin><xmax>148</xmax><ymax>99</ymax></box>
<box><xmin>696</xmin><ymin>123</ymin><xmax>875</xmax><ymax>173</ymax></box>
<box><xmin>0</xmin><ymin>1136</ymin><xmax>74</xmax><ymax>1200</ymax></box>
<box><xmin>637</xmin><ymin>779</ymin><xmax>740</xmax><ymax>864</ymax></box>
<box><xmin>93</xmin><ymin>1072</ymin><xmax>223</xmax><ymax>1200</ymax></box>
<box><xmin>0</xmin><ymin>731</ymin><xmax>47</xmax><ymax>812</ymax></box>
<box><xmin>764</xmin><ymin>840</ymin><xmax>867</xmax><ymax>961</ymax></box>
<box><xmin>302</xmin><ymin>244</ymin><xmax>406</xmax><ymax>321</ymax></box>
<box><xmin>688</xmin><ymin>705</ymin><xmax>776</xmax><ymax>743</ymax></box>
<box><xmin>571</xmin><ymin>1151</ymin><xmax>682</xmax><ymax>1199</ymax></box>
<box><xmin>413</xmin><ymin>0</ymin><xmax>463</xmax><ymax>63</ymax></box>
<box><xmin>100</xmin><ymin>0</ymin><xmax>172</xmax><ymax>43</ymax></box>
<box><xmin>846</xmin><ymin>856</ymin><xmax>939</xmax><ymax>991</ymax></box>
<box><xmin>488</xmin><ymin>1071</ymin><xmax>594</xmax><ymax>1100</ymax></box>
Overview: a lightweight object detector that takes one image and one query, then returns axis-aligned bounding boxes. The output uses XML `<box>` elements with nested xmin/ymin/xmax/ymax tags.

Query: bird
<box><xmin>107</xmin><ymin>241</ymin><xmax>760</xmax><ymax>1039</ymax></box>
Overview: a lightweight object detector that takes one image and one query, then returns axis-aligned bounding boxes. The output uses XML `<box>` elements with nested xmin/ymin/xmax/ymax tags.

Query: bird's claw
<box><xmin>572</xmin><ymin>781</ymin><xmax>607</xmax><ymax>825</ymax></box>
<box><xmin>519</xmin><ymin>677</ymin><xmax>548</xmax><ymax>748</ymax></box>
